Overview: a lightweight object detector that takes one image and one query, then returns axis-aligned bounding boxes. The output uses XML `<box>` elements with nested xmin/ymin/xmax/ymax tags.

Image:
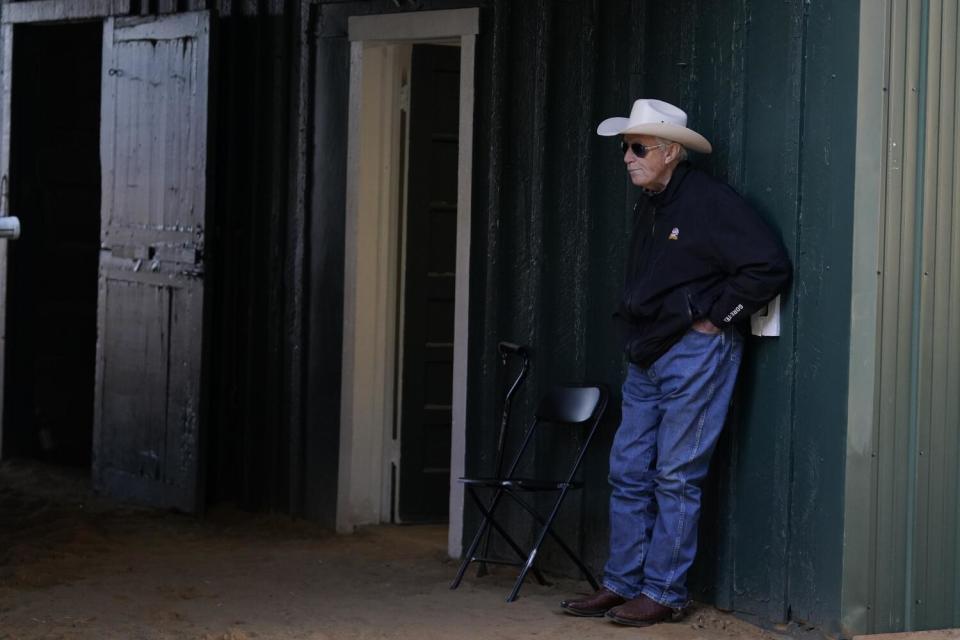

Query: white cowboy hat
<box><xmin>597</xmin><ymin>98</ymin><xmax>712</xmax><ymax>154</ymax></box>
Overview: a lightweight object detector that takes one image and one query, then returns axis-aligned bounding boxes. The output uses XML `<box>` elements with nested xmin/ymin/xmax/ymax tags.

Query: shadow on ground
<box><xmin>0</xmin><ymin>460</ymin><xmax>783</xmax><ymax>640</ymax></box>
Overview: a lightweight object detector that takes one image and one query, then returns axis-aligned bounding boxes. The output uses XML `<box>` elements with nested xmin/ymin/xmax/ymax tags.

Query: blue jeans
<box><xmin>602</xmin><ymin>327</ymin><xmax>743</xmax><ymax>608</ymax></box>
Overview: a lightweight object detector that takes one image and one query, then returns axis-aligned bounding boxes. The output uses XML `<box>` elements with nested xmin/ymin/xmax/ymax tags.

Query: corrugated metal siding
<box><xmin>865</xmin><ymin>0</ymin><xmax>960</xmax><ymax>632</ymax></box>
<box><xmin>913</xmin><ymin>0</ymin><xmax>960</xmax><ymax>629</ymax></box>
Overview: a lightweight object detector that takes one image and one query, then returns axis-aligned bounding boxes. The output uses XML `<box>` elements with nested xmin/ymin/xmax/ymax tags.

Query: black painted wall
<box><xmin>199</xmin><ymin>4</ymin><xmax>307</xmax><ymax>516</ymax></box>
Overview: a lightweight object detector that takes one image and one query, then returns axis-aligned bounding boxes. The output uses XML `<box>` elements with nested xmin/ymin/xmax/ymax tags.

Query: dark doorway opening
<box><xmin>397</xmin><ymin>44</ymin><xmax>460</xmax><ymax>523</ymax></box>
<box><xmin>3</xmin><ymin>22</ymin><xmax>102</xmax><ymax>466</ymax></box>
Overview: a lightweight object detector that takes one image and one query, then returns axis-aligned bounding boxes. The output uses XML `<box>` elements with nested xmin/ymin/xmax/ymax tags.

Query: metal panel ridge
<box><xmin>913</xmin><ymin>0</ymin><xmax>960</xmax><ymax>628</ymax></box>
<box><xmin>846</xmin><ymin>0</ymin><xmax>960</xmax><ymax>632</ymax></box>
<box><xmin>903</xmin><ymin>0</ymin><xmax>931</xmax><ymax>630</ymax></box>
<box><xmin>843</xmin><ymin>0</ymin><xmax>889</xmax><ymax>630</ymax></box>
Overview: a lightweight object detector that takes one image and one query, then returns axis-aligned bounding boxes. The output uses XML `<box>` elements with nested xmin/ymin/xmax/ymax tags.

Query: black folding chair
<box><xmin>450</xmin><ymin>384</ymin><xmax>609</xmax><ymax>602</ymax></box>
<box><xmin>476</xmin><ymin>341</ymin><xmax>530</xmax><ymax>578</ymax></box>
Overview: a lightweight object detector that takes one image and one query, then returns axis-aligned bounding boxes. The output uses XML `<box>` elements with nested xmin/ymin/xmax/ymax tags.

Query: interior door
<box><xmin>398</xmin><ymin>44</ymin><xmax>460</xmax><ymax>522</ymax></box>
<box><xmin>93</xmin><ymin>12</ymin><xmax>210</xmax><ymax>512</ymax></box>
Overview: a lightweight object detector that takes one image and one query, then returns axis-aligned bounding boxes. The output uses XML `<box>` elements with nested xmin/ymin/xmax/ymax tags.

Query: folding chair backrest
<box><xmin>535</xmin><ymin>386</ymin><xmax>603</xmax><ymax>424</ymax></box>
<box><xmin>502</xmin><ymin>385</ymin><xmax>608</xmax><ymax>481</ymax></box>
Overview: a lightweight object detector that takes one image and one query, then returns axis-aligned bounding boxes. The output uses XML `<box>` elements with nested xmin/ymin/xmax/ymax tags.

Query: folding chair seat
<box><xmin>450</xmin><ymin>384</ymin><xmax>609</xmax><ymax>602</ymax></box>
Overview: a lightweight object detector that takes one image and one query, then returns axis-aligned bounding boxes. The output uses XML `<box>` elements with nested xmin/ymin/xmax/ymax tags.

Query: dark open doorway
<box><xmin>396</xmin><ymin>43</ymin><xmax>460</xmax><ymax>523</ymax></box>
<box><xmin>3</xmin><ymin>22</ymin><xmax>102</xmax><ymax>466</ymax></box>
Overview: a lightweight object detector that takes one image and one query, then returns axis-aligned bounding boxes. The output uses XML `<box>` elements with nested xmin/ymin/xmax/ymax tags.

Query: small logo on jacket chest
<box><xmin>668</xmin><ymin>227</ymin><xmax>680</xmax><ymax>240</ymax></box>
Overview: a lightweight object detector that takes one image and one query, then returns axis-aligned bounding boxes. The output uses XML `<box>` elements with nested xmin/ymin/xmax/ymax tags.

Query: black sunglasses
<box><xmin>621</xmin><ymin>141</ymin><xmax>668</xmax><ymax>158</ymax></box>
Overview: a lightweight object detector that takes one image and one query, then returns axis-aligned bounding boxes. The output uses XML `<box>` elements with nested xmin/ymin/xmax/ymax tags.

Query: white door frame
<box><xmin>337</xmin><ymin>8</ymin><xmax>478</xmax><ymax>559</ymax></box>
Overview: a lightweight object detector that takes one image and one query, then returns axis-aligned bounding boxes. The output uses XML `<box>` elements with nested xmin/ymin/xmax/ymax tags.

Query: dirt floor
<box><xmin>0</xmin><ymin>460</ymin><xmax>790</xmax><ymax>640</ymax></box>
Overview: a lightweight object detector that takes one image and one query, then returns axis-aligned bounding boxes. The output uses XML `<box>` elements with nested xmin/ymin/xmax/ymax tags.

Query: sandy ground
<box><xmin>0</xmin><ymin>460</ymin><xmax>790</xmax><ymax>640</ymax></box>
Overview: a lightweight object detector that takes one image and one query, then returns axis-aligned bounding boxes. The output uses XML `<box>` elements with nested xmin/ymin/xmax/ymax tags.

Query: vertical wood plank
<box><xmin>460</xmin><ymin>0</ymin><xmax>509</xmax><ymax>549</ymax></box>
<box><xmin>284</xmin><ymin>0</ymin><xmax>311</xmax><ymax>517</ymax></box>
<box><xmin>719</xmin><ymin>0</ymin><xmax>800</xmax><ymax>622</ymax></box>
<box><xmin>304</xmin><ymin>4</ymin><xmax>349</xmax><ymax>525</ymax></box>
<box><xmin>0</xmin><ymin>23</ymin><xmax>12</xmax><ymax>459</ymax></box>
<box><xmin>93</xmin><ymin>17</ymin><xmax>116</xmax><ymax>484</ymax></box>
<box><xmin>578</xmin><ymin>0</ymin><xmax>632</xmax><ymax>578</ymax></box>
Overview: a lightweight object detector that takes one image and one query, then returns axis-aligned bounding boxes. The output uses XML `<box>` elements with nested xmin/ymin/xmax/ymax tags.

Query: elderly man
<box><xmin>560</xmin><ymin>99</ymin><xmax>791</xmax><ymax>626</ymax></box>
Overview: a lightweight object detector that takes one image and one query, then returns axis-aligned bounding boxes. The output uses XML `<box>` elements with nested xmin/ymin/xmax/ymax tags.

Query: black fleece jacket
<box><xmin>616</xmin><ymin>162</ymin><xmax>792</xmax><ymax>367</ymax></box>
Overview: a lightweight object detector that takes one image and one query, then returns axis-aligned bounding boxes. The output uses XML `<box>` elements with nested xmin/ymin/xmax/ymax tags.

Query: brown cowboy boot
<box><xmin>559</xmin><ymin>588</ymin><xmax>627</xmax><ymax>617</ymax></box>
<box><xmin>605</xmin><ymin>594</ymin><xmax>681</xmax><ymax>626</ymax></box>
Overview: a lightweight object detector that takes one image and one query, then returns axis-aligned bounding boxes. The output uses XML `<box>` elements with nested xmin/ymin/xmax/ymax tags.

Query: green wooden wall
<box><xmin>460</xmin><ymin>0</ymin><xmax>860</xmax><ymax>631</ymax></box>
<box><xmin>634</xmin><ymin>1</ymin><xmax>858</xmax><ymax>630</ymax></box>
<box><xmin>307</xmin><ymin>0</ymin><xmax>861</xmax><ymax>632</ymax></box>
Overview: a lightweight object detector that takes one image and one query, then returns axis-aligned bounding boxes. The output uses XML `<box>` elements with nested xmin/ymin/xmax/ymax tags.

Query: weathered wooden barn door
<box><xmin>93</xmin><ymin>11</ymin><xmax>211</xmax><ymax>512</ymax></box>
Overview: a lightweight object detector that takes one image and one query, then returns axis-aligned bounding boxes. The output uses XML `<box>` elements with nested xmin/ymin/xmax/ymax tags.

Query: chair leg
<box><xmin>476</xmin><ymin>499</ymin><xmax>549</xmax><ymax>586</ymax></box>
<box><xmin>505</xmin><ymin>490</ymin><xmax>599</xmax><ymax>590</ymax></box>
<box><xmin>507</xmin><ymin>523</ymin><xmax>549</xmax><ymax>603</ymax></box>
<box><xmin>450</xmin><ymin>487</ymin><xmax>502</xmax><ymax>590</ymax></box>
<box><xmin>476</xmin><ymin>525</ymin><xmax>492</xmax><ymax>578</ymax></box>
<box><xmin>450</xmin><ymin>515</ymin><xmax>489</xmax><ymax>590</ymax></box>
<box><xmin>457</xmin><ymin>487</ymin><xmax>548</xmax><ymax>586</ymax></box>
<box><xmin>506</xmin><ymin>487</ymin><xmax>599</xmax><ymax>601</ymax></box>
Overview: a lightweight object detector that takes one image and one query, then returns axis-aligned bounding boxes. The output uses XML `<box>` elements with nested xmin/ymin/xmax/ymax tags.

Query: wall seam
<box><xmin>785</xmin><ymin>0</ymin><xmax>810</xmax><ymax>622</ymax></box>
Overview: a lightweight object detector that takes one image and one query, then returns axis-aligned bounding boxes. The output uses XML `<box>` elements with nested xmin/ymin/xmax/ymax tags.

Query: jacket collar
<box><xmin>648</xmin><ymin>161</ymin><xmax>692</xmax><ymax>206</ymax></box>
